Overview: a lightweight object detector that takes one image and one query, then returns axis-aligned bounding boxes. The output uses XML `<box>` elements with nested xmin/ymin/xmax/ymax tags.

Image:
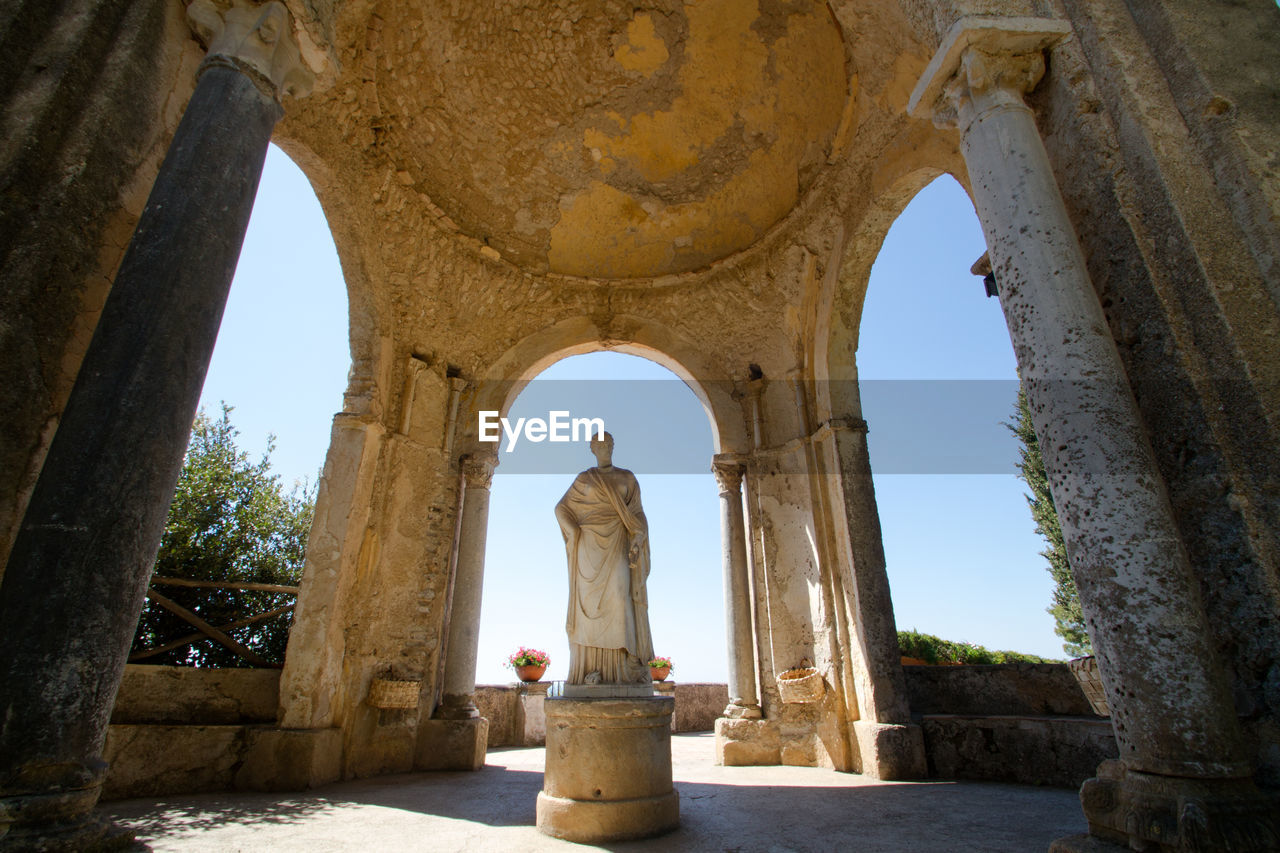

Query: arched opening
<box><xmin>855</xmin><ymin>174</ymin><xmax>1059</xmax><ymax>658</ymax></box>
<box><xmin>474</xmin><ymin>351</ymin><xmax>723</xmax><ymax>690</ymax></box>
<box><xmin>197</xmin><ymin>144</ymin><xmax>350</xmax><ymax>488</ymax></box>
<box><xmin>129</xmin><ymin>143</ymin><xmax>350</xmax><ymax>668</ymax></box>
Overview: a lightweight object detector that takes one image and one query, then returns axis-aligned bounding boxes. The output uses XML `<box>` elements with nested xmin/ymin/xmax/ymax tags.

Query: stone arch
<box><xmin>804</xmin><ymin>166</ymin><xmax>986</xmax><ymax>745</ymax></box>
<box><xmin>816</xmin><ymin>165</ymin><xmax>965</xmax><ymax>419</ymax></box>
<box><xmin>268</xmin><ymin>135</ymin><xmax>383</xmax><ymax>418</ymax></box>
<box><xmin>460</xmin><ymin>315</ymin><xmax>750</xmax><ymax>457</ymax></box>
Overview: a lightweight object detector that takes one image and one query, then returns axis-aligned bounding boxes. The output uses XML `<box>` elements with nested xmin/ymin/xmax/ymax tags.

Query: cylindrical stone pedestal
<box><xmin>536</xmin><ymin>697</ymin><xmax>679</xmax><ymax>843</ymax></box>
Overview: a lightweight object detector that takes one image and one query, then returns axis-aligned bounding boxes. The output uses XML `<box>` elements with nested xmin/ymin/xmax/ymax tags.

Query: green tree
<box><xmin>130</xmin><ymin>404</ymin><xmax>316</xmax><ymax>667</ymax></box>
<box><xmin>1008</xmin><ymin>388</ymin><xmax>1092</xmax><ymax>657</ymax></box>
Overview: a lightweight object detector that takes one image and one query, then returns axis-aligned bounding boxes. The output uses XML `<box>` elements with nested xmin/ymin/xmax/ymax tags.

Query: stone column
<box><xmin>0</xmin><ymin>4</ymin><xmax>312</xmax><ymax>847</ymax></box>
<box><xmin>911</xmin><ymin>18</ymin><xmax>1277</xmax><ymax>851</ymax></box>
<box><xmin>437</xmin><ymin>452</ymin><xmax>497</xmax><ymax>719</ymax></box>
<box><xmin>417</xmin><ymin>452</ymin><xmax>494</xmax><ymax>770</ymax></box>
<box><xmin>712</xmin><ymin>457</ymin><xmax>760</xmax><ymax>718</ymax></box>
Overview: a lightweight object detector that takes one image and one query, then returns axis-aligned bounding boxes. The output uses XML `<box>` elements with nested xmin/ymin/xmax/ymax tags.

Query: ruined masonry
<box><xmin>0</xmin><ymin>2</ymin><xmax>1278</xmax><ymax>852</ymax></box>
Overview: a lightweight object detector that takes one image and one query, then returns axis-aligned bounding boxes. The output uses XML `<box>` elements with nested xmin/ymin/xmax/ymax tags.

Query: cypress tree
<box><xmin>1009</xmin><ymin>388</ymin><xmax>1091</xmax><ymax>656</ymax></box>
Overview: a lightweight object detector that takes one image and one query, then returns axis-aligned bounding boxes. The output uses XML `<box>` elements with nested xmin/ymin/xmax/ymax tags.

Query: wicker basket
<box><xmin>1067</xmin><ymin>656</ymin><xmax>1110</xmax><ymax>717</ymax></box>
<box><xmin>367</xmin><ymin>678</ymin><xmax>421</xmax><ymax>709</ymax></box>
<box><xmin>776</xmin><ymin>667</ymin><xmax>824</xmax><ymax>704</ymax></box>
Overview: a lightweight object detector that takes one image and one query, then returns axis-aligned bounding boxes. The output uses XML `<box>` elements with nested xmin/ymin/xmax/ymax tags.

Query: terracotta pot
<box><xmin>650</xmin><ymin>666</ymin><xmax>671</xmax><ymax>682</ymax></box>
<box><xmin>515</xmin><ymin>663</ymin><xmax>546</xmax><ymax>682</ymax></box>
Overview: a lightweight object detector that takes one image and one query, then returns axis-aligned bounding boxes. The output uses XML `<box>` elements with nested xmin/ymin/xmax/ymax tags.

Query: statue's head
<box><xmin>589</xmin><ymin>431</ymin><xmax>614</xmax><ymax>465</ymax></box>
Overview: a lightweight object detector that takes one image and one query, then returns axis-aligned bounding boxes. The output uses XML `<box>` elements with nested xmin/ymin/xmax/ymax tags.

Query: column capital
<box><xmin>461</xmin><ymin>453</ymin><xmax>497</xmax><ymax>490</ymax></box>
<box><xmin>711</xmin><ymin>457</ymin><xmax>744</xmax><ymax>496</ymax></box>
<box><xmin>187</xmin><ymin>0</ymin><xmax>315</xmax><ymax>100</ymax></box>
<box><xmin>908</xmin><ymin>17</ymin><xmax>1070</xmax><ymax>132</ymax></box>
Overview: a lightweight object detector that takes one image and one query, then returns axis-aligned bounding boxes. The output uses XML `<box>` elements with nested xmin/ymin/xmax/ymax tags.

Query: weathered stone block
<box><xmin>537</xmin><ymin>697</ymin><xmax>678</xmax><ymax>843</ymax></box>
<box><xmin>235</xmin><ymin>727</ymin><xmax>343</xmax><ymax>792</ymax></box>
<box><xmin>715</xmin><ymin>717</ymin><xmax>780</xmax><ymax>766</ymax></box>
<box><xmin>904</xmin><ymin>663</ymin><xmax>1096</xmax><ymax>717</ymax></box>
<box><xmin>671</xmin><ymin>683</ymin><xmax>730</xmax><ymax>733</ymax></box>
<box><xmin>922</xmin><ymin>715</ymin><xmax>1118</xmax><ymax>788</ymax></box>
<box><xmin>852</xmin><ymin>720</ymin><xmax>927</xmax><ymax>780</ymax></box>
<box><xmin>473</xmin><ymin>685</ymin><xmax>520</xmax><ymax>745</ymax></box>
<box><xmin>111</xmin><ymin>664</ymin><xmax>280</xmax><ymax>724</ymax></box>
<box><xmin>515</xmin><ymin>682</ymin><xmax>549</xmax><ymax>746</ymax></box>
<box><xmin>415</xmin><ymin>718</ymin><xmax>488</xmax><ymax>771</ymax></box>
<box><xmin>103</xmin><ymin>725</ymin><xmax>246</xmax><ymax>799</ymax></box>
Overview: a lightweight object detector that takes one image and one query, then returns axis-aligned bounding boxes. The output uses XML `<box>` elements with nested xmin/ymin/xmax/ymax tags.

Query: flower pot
<box><xmin>515</xmin><ymin>664</ymin><xmax>546</xmax><ymax>683</ymax></box>
<box><xmin>650</xmin><ymin>666</ymin><xmax>671</xmax><ymax>682</ymax></box>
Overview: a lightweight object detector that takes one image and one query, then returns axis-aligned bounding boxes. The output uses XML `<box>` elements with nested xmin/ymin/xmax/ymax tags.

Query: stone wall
<box><xmin>658</xmin><ymin>682</ymin><xmax>731</xmax><ymax>734</ymax></box>
<box><xmin>474</xmin><ymin>684</ymin><xmax>523</xmax><ymax>747</ymax></box>
<box><xmin>102</xmin><ymin>664</ymin><xmax>1113</xmax><ymax>795</ymax></box>
<box><xmin>104</xmin><ymin>666</ymin><xmax>284</xmax><ymax>800</ymax></box>
<box><xmin>919</xmin><ymin>715</ymin><xmax>1117</xmax><ymax>788</ymax></box>
<box><xmin>479</xmin><ymin>682</ymin><xmax>729</xmax><ymax>748</ymax></box>
<box><xmin>112</xmin><ymin>664</ymin><xmax>280</xmax><ymax>724</ymax></box>
<box><xmin>903</xmin><ymin>663</ymin><xmax>1095</xmax><ymax>717</ymax></box>
<box><xmin>904</xmin><ymin>663</ymin><xmax>1118</xmax><ymax>788</ymax></box>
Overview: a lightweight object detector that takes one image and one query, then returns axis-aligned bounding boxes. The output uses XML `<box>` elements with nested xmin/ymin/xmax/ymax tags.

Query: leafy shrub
<box><xmin>130</xmin><ymin>405</ymin><xmax>315</xmax><ymax>667</ymax></box>
<box><xmin>897</xmin><ymin>629</ymin><xmax>1058</xmax><ymax>665</ymax></box>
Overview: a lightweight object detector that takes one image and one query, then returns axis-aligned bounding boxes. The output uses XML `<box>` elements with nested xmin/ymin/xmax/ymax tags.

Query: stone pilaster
<box><xmin>912</xmin><ymin>17</ymin><xmax>1279</xmax><ymax>851</ymax></box>
<box><xmin>436</xmin><ymin>452</ymin><xmax>497</xmax><ymax>719</ymax></box>
<box><xmin>0</xmin><ymin>3</ymin><xmax>312</xmax><ymax>848</ymax></box>
<box><xmin>712</xmin><ymin>456</ymin><xmax>760</xmax><ymax>719</ymax></box>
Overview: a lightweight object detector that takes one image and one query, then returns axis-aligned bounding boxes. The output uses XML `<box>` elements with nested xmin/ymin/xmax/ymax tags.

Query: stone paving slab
<box><xmin>106</xmin><ymin>733</ymin><xmax>1087</xmax><ymax>852</ymax></box>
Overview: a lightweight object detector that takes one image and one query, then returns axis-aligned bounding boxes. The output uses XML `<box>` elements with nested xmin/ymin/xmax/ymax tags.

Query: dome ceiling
<box><xmin>378</xmin><ymin>0</ymin><xmax>850</xmax><ymax>279</ymax></box>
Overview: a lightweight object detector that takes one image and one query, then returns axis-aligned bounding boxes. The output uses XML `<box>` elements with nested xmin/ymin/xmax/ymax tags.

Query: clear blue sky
<box><xmin>198</xmin><ymin>146</ymin><xmax>1064</xmax><ymax>687</ymax></box>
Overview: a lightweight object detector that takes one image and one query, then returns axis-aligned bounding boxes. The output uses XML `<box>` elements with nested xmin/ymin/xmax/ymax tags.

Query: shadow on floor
<box><xmin>109</xmin><ymin>757</ymin><xmax>1085</xmax><ymax>852</ymax></box>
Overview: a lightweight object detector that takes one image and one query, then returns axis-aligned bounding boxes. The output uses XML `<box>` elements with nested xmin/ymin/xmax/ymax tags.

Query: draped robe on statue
<box><xmin>555</xmin><ymin>466</ymin><xmax>654</xmax><ymax>684</ymax></box>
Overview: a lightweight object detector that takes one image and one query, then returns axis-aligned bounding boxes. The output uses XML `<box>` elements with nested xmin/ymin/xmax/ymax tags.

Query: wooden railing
<box><xmin>128</xmin><ymin>576</ymin><xmax>299</xmax><ymax>668</ymax></box>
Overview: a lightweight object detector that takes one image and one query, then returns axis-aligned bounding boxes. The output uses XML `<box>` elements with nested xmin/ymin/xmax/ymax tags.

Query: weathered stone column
<box><xmin>0</xmin><ymin>3</ymin><xmax>312</xmax><ymax>847</ymax></box>
<box><xmin>712</xmin><ymin>456</ymin><xmax>760</xmax><ymax>718</ymax></box>
<box><xmin>438</xmin><ymin>452</ymin><xmax>497</xmax><ymax>719</ymax></box>
<box><xmin>911</xmin><ymin>17</ymin><xmax>1278</xmax><ymax>851</ymax></box>
<box><xmin>826</xmin><ymin>418</ymin><xmax>926</xmax><ymax>780</ymax></box>
<box><xmin>417</xmin><ymin>452</ymin><xmax>494</xmax><ymax>770</ymax></box>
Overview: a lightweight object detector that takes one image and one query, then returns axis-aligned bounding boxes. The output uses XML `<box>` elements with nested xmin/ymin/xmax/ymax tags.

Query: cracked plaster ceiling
<box><xmin>371</xmin><ymin>0</ymin><xmax>851</xmax><ymax>279</ymax></box>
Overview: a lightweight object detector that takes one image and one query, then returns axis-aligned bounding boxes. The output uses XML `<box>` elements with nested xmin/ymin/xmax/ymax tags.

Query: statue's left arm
<box><xmin>625</xmin><ymin>472</ymin><xmax>650</xmax><ymax>581</ymax></box>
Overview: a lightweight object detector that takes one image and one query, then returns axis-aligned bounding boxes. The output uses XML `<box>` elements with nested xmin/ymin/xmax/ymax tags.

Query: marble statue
<box><xmin>555</xmin><ymin>432</ymin><xmax>654</xmax><ymax>685</ymax></box>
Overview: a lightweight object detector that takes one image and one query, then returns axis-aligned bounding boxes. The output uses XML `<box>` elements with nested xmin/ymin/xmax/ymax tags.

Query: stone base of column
<box><xmin>0</xmin><ymin>778</ymin><xmax>134</xmax><ymax>853</ymax></box>
<box><xmin>0</xmin><ymin>808</ymin><xmax>134</xmax><ymax>853</ymax></box>
<box><xmin>415</xmin><ymin>718</ymin><xmax>488</xmax><ymax>771</ymax></box>
<box><xmin>851</xmin><ymin>721</ymin><xmax>927</xmax><ymax>780</ymax></box>
<box><xmin>434</xmin><ymin>692</ymin><xmax>480</xmax><ymax>720</ymax></box>
<box><xmin>1063</xmin><ymin>760</ymin><xmax>1280</xmax><ymax>852</ymax></box>
<box><xmin>1048</xmin><ymin>834</ymin><xmax>1128</xmax><ymax>853</ymax></box>
<box><xmin>715</xmin><ymin>717</ymin><xmax>779</xmax><ymax>765</ymax></box>
<box><xmin>536</xmin><ymin>697</ymin><xmax>678</xmax><ymax>843</ymax></box>
<box><xmin>722</xmin><ymin>700</ymin><xmax>762</xmax><ymax>719</ymax></box>
<box><xmin>236</xmin><ymin>727</ymin><xmax>343</xmax><ymax>791</ymax></box>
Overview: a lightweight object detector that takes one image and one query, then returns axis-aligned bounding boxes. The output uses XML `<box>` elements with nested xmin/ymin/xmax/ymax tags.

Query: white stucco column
<box><xmin>713</xmin><ymin>456</ymin><xmax>760</xmax><ymax>718</ymax></box>
<box><xmin>437</xmin><ymin>452</ymin><xmax>496</xmax><ymax>719</ymax></box>
<box><xmin>910</xmin><ymin>17</ymin><xmax>1276</xmax><ymax>851</ymax></box>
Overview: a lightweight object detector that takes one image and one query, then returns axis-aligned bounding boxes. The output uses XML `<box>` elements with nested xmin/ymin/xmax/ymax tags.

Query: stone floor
<box><xmin>106</xmin><ymin>733</ymin><xmax>1088</xmax><ymax>851</ymax></box>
